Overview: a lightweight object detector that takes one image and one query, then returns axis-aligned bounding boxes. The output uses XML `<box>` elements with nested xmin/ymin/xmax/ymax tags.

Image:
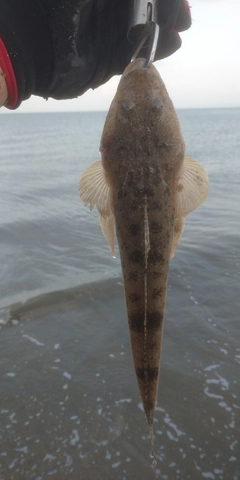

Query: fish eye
<box><xmin>151</xmin><ymin>97</ymin><xmax>163</xmax><ymax>109</ymax></box>
<box><xmin>122</xmin><ymin>99</ymin><xmax>135</xmax><ymax>110</ymax></box>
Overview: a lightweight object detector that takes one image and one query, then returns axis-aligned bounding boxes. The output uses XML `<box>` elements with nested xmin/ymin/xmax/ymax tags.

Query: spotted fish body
<box><xmin>100</xmin><ymin>60</ymin><xmax>185</xmax><ymax>426</ymax></box>
<box><xmin>79</xmin><ymin>58</ymin><xmax>208</xmax><ymax>448</ymax></box>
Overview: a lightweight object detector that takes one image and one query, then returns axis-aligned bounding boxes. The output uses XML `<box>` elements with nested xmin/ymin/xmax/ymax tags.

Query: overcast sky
<box><xmin>2</xmin><ymin>0</ymin><xmax>240</xmax><ymax>113</ymax></box>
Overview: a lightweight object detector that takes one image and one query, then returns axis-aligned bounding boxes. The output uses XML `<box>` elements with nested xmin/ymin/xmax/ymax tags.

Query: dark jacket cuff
<box><xmin>0</xmin><ymin>0</ymin><xmax>53</xmax><ymax>109</ymax></box>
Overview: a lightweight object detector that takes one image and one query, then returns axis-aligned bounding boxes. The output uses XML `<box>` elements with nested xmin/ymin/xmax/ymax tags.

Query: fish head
<box><xmin>100</xmin><ymin>58</ymin><xmax>185</xmax><ymax>187</ymax></box>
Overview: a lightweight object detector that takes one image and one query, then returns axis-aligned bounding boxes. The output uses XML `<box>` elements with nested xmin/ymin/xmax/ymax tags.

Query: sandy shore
<box><xmin>0</xmin><ymin>280</ymin><xmax>239</xmax><ymax>479</ymax></box>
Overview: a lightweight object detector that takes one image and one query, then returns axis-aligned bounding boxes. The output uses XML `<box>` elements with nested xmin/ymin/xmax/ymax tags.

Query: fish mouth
<box><xmin>122</xmin><ymin>57</ymin><xmax>160</xmax><ymax>79</ymax></box>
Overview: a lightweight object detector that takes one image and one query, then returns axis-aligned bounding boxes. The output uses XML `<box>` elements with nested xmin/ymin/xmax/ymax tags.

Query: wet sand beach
<box><xmin>1</xmin><ymin>275</ymin><xmax>239</xmax><ymax>480</ymax></box>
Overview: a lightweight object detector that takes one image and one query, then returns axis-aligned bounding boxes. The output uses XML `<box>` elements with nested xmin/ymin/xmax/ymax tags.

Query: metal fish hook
<box><xmin>128</xmin><ymin>0</ymin><xmax>160</xmax><ymax>67</ymax></box>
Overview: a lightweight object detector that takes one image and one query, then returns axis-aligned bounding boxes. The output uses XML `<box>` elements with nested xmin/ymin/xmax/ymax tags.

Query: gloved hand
<box><xmin>0</xmin><ymin>0</ymin><xmax>191</xmax><ymax>109</ymax></box>
<box><xmin>48</xmin><ymin>0</ymin><xmax>192</xmax><ymax>100</ymax></box>
<box><xmin>48</xmin><ymin>0</ymin><xmax>192</xmax><ymax>99</ymax></box>
<box><xmin>157</xmin><ymin>0</ymin><xmax>192</xmax><ymax>57</ymax></box>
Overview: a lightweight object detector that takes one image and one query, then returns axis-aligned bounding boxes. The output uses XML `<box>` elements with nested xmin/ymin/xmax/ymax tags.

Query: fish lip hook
<box><xmin>130</xmin><ymin>21</ymin><xmax>159</xmax><ymax>68</ymax></box>
<box><xmin>144</xmin><ymin>21</ymin><xmax>159</xmax><ymax>67</ymax></box>
<box><xmin>144</xmin><ymin>2</ymin><xmax>160</xmax><ymax>67</ymax></box>
<box><xmin>128</xmin><ymin>0</ymin><xmax>182</xmax><ymax>67</ymax></box>
<box><xmin>128</xmin><ymin>0</ymin><xmax>160</xmax><ymax>68</ymax></box>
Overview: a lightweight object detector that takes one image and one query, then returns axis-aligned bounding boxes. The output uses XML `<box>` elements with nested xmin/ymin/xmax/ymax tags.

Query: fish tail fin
<box><xmin>149</xmin><ymin>423</ymin><xmax>157</xmax><ymax>472</ymax></box>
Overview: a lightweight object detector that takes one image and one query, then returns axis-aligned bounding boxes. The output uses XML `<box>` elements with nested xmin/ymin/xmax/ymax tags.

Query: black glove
<box><xmin>0</xmin><ymin>0</ymin><xmax>191</xmax><ymax>109</ymax></box>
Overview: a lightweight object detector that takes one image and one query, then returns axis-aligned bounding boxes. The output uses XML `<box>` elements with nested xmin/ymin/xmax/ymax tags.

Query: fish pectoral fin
<box><xmin>171</xmin><ymin>157</ymin><xmax>209</xmax><ymax>258</ymax></box>
<box><xmin>175</xmin><ymin>156</ymin><xmax>209</xmax><ymax>217</ymax></box>
<box><xmin>171</xmin><ymin>216</ymin><xmax>185</xmax><ymax>259</ymax></box>
<box><xmin>79</xmin><ymin>161</ymin><xmax>116</xmax><ymax>256</ymax></box>
<box><xmin>100</xmin><ymin>214</ymin><xmax>116</xmax><ymax>257</ymax></box>
<box><xmin>78</xmin><ymin>160</ymin><xmax>112</xmax><ymax>217</ymax></box>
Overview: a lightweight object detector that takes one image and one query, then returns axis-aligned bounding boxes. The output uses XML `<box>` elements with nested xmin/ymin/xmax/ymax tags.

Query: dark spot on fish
<box><xmin>117</xmin><ymin>145</ymin><xmax>128</xmax><ymax>152</ymax></box>
<box><xmin>148</xmin><ymin>250</ymin><xmax>165</xmax><ymax>265</ymax></box>
<box><xmin>129</xmin><ymin>313</ymin><xmax>144</xmax><ymax>333</ymax></box>
<box><xmin>151</xmin><ymin>222</ymin><xmax>162</xmax><ymax>235</ymax></box>
<box><xmin>151</xmin><ymin>271</ymin><xmax>161</xmax><ymax>279</ymax></box>
<box><xmin>152</xmin><ymin>201</ymin><xmax>161</xmax><ymax>210</ymax></box>
<box><xmin>151</xmin><ymin>288</ymin><xmax>163</xmax><ymax>300</ymax></box>
<box><xmin>136</xmin><ymin>367</ymin><xmax>159</xmax><ymax>382</ymax></box>
<box><xmin>128</xmin><ymin>311</ymin><xmax>163</xmax><ymax>332</ymax></box>
<box><xmin>129</xmin><ymin>250</ymin><xmax>144</xmax><ymax>265</ymax></box>
<box><xmin>128</xmin><ymin>224</ymin><xmax>140</xmax><ymax>236</ymax></box>
<box><xmin>148</xmin><ymin>312</ymin><xmax>163</xmax><ymax>330</ymax></box>
<box><xmin>128</xmin><ymin>271</ymin><xmax>139</xmax><ymax>281</ymax></box>
<box><xmin>152</xmin><ymin>176</ymin><xmax>161</xmax><ymax>187</ymax></box>
<box><xmin>130</xmin><ymin>200</ymin><xmax>139</xmax><ymax>211</ymax></box>
<box><xmin>128</xmin><ymin>293</ymin><xmax>141</xmax><ymax>303</ymax></box>
<box><xmin>135</xmin><ymin>187</ymin><xmax>154</xmax><ymax>197</ymax></box>
<box><xmin>165</xmin><ymin>184</ymin><xmax>171</xmax><ymax>195</ymax></box>
<box><xmin>177</xmin><ymin>184</ymin><xmax>183</xmax><ymax>192</ymax></box>
<box><xmin>117</xmin><ymin>189</ymin><xmax>126</xmax><ymax>199</ymax></box>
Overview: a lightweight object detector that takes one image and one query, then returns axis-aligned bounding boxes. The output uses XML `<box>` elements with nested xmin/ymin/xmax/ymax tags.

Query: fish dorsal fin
<box><xmin>175</xmin><ymin>157</ymin><xmax>209</xmax><ymax>217</ymax></box>
<box><xmin>100</xmin><ymin>213</ymin><xmax>116</xmax><ymax>257</ymax></box>
<box><xmin>170</xmin><ymin>216</ymin><xmax>185</xmax><ymax>259</ymax></box>
<box><xmin>78</xmin><ymin>160</ymin><xmax>112</xmax><ymax>217</ymax></box>
<box><xmin>79</xmin><ymin>161</ymin><xmax>116</xmax><ymax>256</ymax></box>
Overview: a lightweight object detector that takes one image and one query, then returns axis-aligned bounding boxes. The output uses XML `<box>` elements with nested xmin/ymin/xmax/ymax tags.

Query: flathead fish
<box><xmin>79</xmin><ymin>58</ymin><xmax>208</xmax><ymax>460</ymax></box>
